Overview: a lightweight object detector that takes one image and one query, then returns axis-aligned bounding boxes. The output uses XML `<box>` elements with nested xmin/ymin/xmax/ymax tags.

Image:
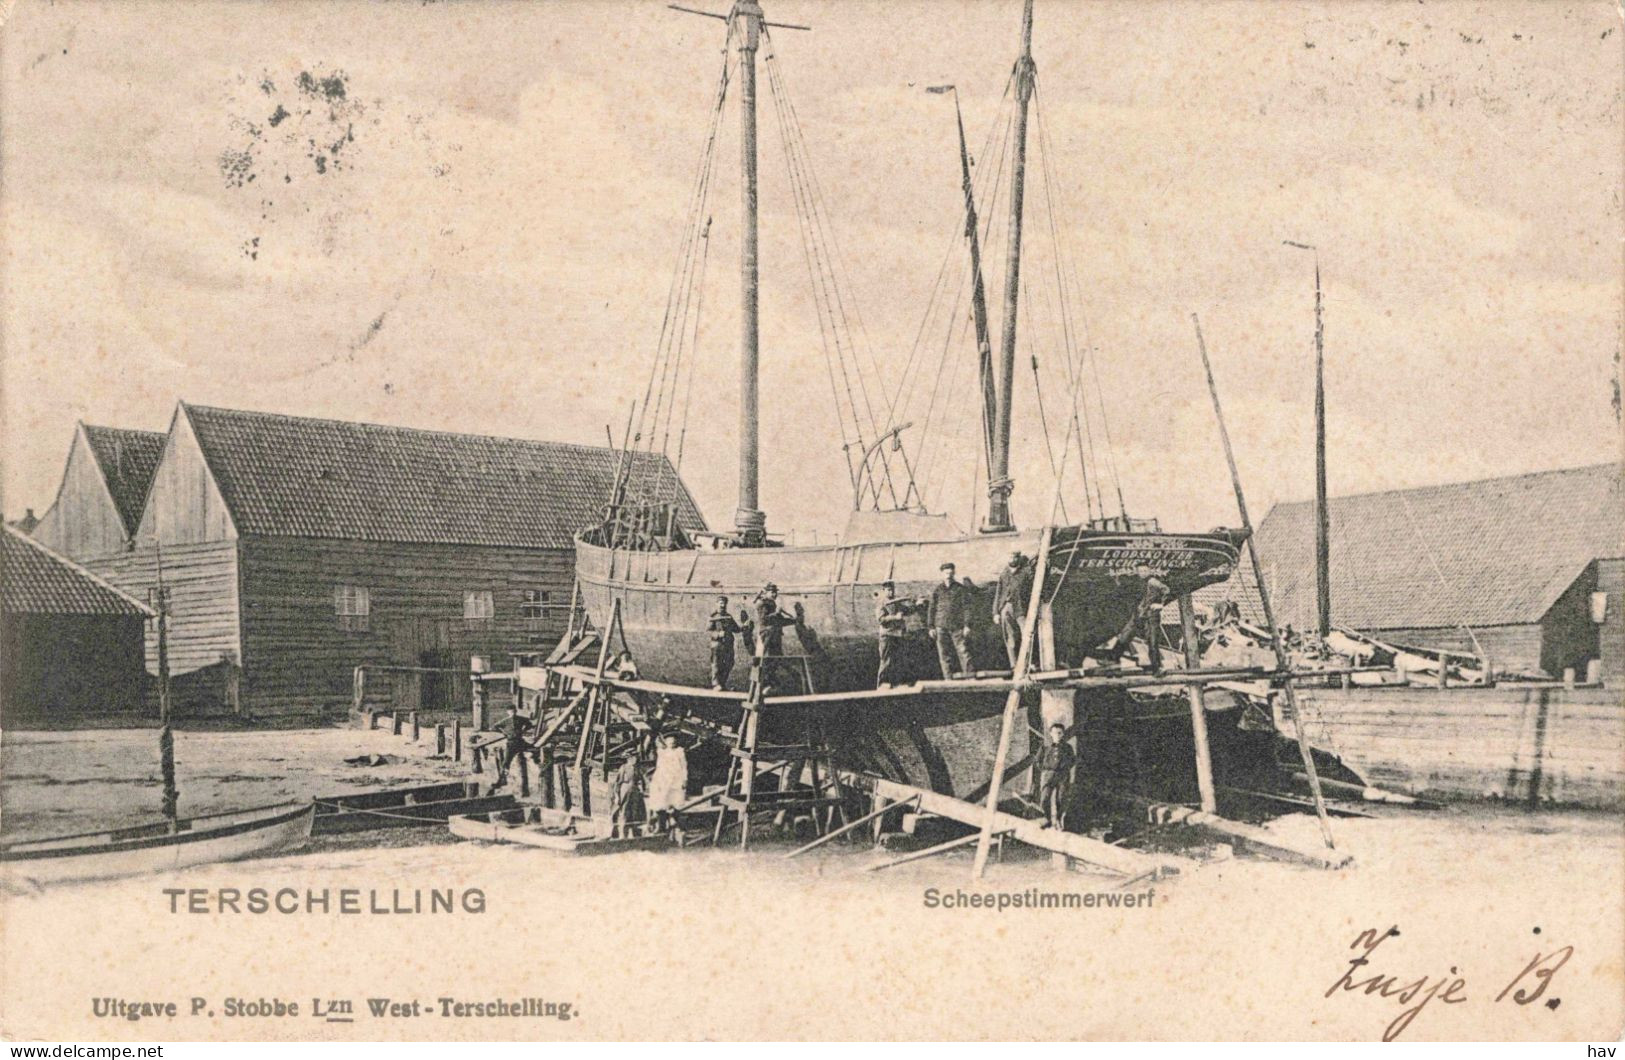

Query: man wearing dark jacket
<box><xmin>706</xmin><ymin>596</ymin><xmax>742</xmax><ymax>690</ymax></box>
<box><xmin>993</xmin><ymin>551</ymin><xmax>1034</xmax><ymax>666</ymax></box>
<box><xmin>927</xmin><ymin>562</ymin><xmax>975</xmax><ymax>678</ymax></box>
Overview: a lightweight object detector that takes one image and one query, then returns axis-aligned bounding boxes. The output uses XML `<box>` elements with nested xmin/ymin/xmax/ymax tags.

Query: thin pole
<box><xmin>934</xmin><ymin>86</ymin><xmax>997</xmax><ymax>473</ymax></box>
<box><xmin>733</xmin><ymin>0</ymin><xmax>766</xmax><ymax>544</ymax></box>
<box><xmin>1312</xmin><ymin>256</ymin><xmax>1330</xmax><ymax>638</ymax></box>
<box><xmin>986</xmin><ymin>0</ymin><xmax>1035</xmax><ymax>533</ymax></box>
<box><xmin>1286</xmin><ymin>241</ymin><xmax>1331</xmax><ymax>637</ymax></box>
<box><xmin>972</xmin><ymin>523</ymin><xmax>1052</xmax><ymax>879</ymax></box>
<box><xmin>1191</xmin><ymin>312</ymin><xmax>1334</xmax><ymax>849</ymax></box>
<box><xmin>1178</xmin><ymin>594</ymin><xmax>1216</xmax><ymax>813</ymax></box>
<box><xmin>151</xmin><ymin>517</ymin><xmax>178</xmax><ymax>826</ymax></box>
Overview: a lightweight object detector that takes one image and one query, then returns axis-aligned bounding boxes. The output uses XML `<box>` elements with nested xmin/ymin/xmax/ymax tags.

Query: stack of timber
<box><xmin>1287</xmin><ymin>684</ymin><xmax>1623</xmax><ymax>808</ymax></box>
<box><xmin>448</xmin><ymin>806</ymin><xmax>670</xmax><ymax>855</ymax></box>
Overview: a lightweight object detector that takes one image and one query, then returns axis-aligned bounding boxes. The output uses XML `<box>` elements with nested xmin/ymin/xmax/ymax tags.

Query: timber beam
<box><xmin>837</xmin><ymin>771</ymin><xmax>1188</xmax><ymax>878</ymax></box>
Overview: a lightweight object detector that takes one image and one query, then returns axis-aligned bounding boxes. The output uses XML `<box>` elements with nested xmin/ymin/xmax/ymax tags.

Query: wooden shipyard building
<box><xmin>27</xmin><ymin>403</ymin><xmax>704</xmax><ymax>719</ymax></box>
<box><xmin>1208</xmin><ymin>462</ymin><xmax>1624</xmax><ymax>684</ymax></box>
<box><xmin>2</xmin><ymin>526</ymin><xmax>154</xmax><ymax>723</ymax></box>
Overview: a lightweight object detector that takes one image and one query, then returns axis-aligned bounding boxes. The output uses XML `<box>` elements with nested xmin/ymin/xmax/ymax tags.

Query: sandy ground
<box><xmin>1</xmin><ymin>726</ymin><xmax>1622</xmax><ymax>1041</ymax></box>
<box><xmin>0</xmin><ymin>726</ymin><xmax>468</xmax><ymax>842</ymax></box>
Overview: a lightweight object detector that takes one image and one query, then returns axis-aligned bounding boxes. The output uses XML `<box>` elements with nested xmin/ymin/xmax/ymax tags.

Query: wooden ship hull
<box><xmin>574</xmin><ymin>525</ymin><xmax>1245</xmax><ymax>798</ymax></box>
<box><xmin>1285</xmin><ymin>684</ymin><xmax>1624</xmax><ymax>809</ymax></box>
<box><xmin>0</xmin><ymin>802</ymin><xmax>314</xmax><ymax>886</ymax></box>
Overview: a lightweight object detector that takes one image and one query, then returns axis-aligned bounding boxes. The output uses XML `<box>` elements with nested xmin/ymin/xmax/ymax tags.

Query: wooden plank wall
<box><xmin>237</xmin><ymin>536</ymin><xmax>575</xmax><ymax>717</ymax></box>
<box><xmin>83</xmin><ymin>542</ymin><xmax>242</xmax><ymax>680</ymax></box>
<box><xmin>1371</xmin><ymin>623</ymin><xmax>1544</xmax><ymax>674</ymax></box>
<box><xmin>1598</xmin><ymin>558</ymin><xmax>1624</xmax><ymax>687</ymax></box>
<box><xmin>1540</xmin><ymin>564</ymin><xmax>1603</xmax><ymax>678</ymax></box>
<box><xmin>1292</xmin><ymin>685</ymin><xmax>1623</xmax><ymax>808</ymax></box>
<box><xmin>134</xmin><ymin>409</ymin><xmax>235</xmax><ymax>545</ymax></box>
<box><xmin>30</xmin><ymin>430</ymin><xmax>129</xmax><ymax>560</ymax></box>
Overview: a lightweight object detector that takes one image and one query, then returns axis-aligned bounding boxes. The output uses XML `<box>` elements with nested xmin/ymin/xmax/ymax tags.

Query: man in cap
<box><xmin>873</xmin><ymin>580</ymin><xmax>918</xmax><ymax>688</ymax></box>
<box><xmin>752</xmin><ymin>583</ymin><xmax>800</xmax><ymax>689</ymax></box>
<box><xmin>993</xmin><ymin>551</ymin><xmax>1035</xmax><ymax>667</ymax></box>
<box><xmin>927</xmin><ymin>561</ymin><xmax>975</xmax><ymax>678</ymax></box>
<box><xmin>706</xmin><ymin>595</ymin><xmax>742</xmax><ymax>690</ymax></box>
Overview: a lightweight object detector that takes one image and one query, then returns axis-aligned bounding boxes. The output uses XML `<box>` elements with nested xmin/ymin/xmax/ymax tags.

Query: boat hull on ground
<box><xmin>0</xmin><ymin>803</ymin><xmax>315</xmax><ymax>886</ymax></box>
<box><xmin>575</xmin><ymin>524</ymin><xmax>1245</xmax><ymax>800</ymax></box>
<box><xmin>574</xmin><ymin>524</ymin><xmax>1245</xmax><ymax>693</ymax></box>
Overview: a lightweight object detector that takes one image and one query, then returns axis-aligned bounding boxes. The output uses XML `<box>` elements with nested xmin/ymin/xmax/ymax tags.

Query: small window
<box><xmin>335</xmin><ymin>584</ymin><xmax>370</xmax><ymax>632</ymax></box>
<box><xmin>463</xmin><ymin>589</ymin><xmax>494</xmax><ymax>630</ymax></box>
<box><xmin>520</xmin><ymin>589</ymin><xmax>553</xmax><ymax>625</ymax></box>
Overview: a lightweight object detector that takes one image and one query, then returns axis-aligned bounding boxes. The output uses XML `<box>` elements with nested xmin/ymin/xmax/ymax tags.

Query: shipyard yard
<box><xmin>1</xmin><ymin>723</ymin><xmax>1621</xmax><ymax>1040</ymax></box>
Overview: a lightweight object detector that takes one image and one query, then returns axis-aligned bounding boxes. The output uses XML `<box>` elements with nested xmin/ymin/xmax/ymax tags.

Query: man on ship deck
<box><xmin>928</xmin><ymin>562</ymin><xmax>975</xmax><ymax>678</ymax></box>
<box><xmin>873</xmin><ymin>580</ymin><xmax>920</xmax><ymax>688</ymax></box>
<box><xmin>752</xmin><ymin>583</ymin><xmax>801</xmax><ymax>690</ymax></box>
<box><xmin>993</xmin><ymin>551</ymin><xmax>1035</xmax><ymax>667</ymax></box>
<box><xmin>706</xmin><ymin>595</ymin><xmax>742</xmax><ymax>690</ymax></box>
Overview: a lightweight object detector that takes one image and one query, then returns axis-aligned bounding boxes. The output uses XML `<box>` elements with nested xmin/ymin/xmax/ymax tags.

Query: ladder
<box><xmin>711</xmin><ymin>655</ymin><xmax>847</xmax><ymax>849</ymax></box>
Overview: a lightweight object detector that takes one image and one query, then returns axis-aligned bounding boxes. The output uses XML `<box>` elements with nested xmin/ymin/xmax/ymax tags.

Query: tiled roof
<box><xmin>2</xmin><ymin>526</ymin><xmax>154</xmax><ymax>616</ymax></box>
<box><xmin>181</xmin><ymin>404</ymin><xmax>707</xmax><ymax>548</ymax></box>
<box><xmin>83</xmin><ymin>425</ymin><xmax>165</xmax><ymax>535</ymax></box>
<box><xmin>1184</xmin><ymin>463</ymin><xmax>1624</xmax><ymax>630</ymax></box>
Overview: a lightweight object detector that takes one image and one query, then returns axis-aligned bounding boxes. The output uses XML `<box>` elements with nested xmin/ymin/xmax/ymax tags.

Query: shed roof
<box><xmin>1186</xmin><ymin>462</ymin><xmax>1624</xmax><ymax>630</ymax></box>
<box><xmin>82</xmin><ymin>425</ymin><xmax>166</xmax><ymax>536</ymax></box>
<box><xmin>179</xmin><ymin>403</ymin><xmax>707</xmax><ymax>549</ymax></box>
<box><xmin>2</xmin><ymin>526</ymin><xmax>154</xmax><ymax>616</ymax></box>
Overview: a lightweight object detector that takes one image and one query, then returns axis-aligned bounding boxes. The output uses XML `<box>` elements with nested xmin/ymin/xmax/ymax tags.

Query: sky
<box><xmin>2</xmin><ymin>0</ymin><xmax>1621</xmax><ymax>538</ymax></box>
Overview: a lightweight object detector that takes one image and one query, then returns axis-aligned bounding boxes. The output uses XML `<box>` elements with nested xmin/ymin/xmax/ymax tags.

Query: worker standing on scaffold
<box><xmin>706</xmin><ymin>595</ymin><xmax>742</xmax><ymax>690</ymax></box>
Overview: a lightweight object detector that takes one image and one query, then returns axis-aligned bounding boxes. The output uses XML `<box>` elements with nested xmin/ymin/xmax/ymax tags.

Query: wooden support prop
<box><xmin>436</xmin><ymin>724</ymin><xmax>446</xmax><ymax>756</ymax></box>
<box><xmin>846</xmin><ymin>771</ymin><xmax>1183</xmax><ymax>878</ymax></box>
<box><xmin>392</xmin><ymin>712</ymin><xmax>402</xmax><ymax>736</ymax></box>
<box><xmin>785</xmin><ymin>795</ymin><xmax>919</xmax><ymax>860</ymax></box>
<box><xmin>863</xmin><ymin>830</ymin><xmax>1002</xmax><ymax>873</ymax></box>
<box><xmin>1193</xmin><ymin>312</ymin><xmax>1335</xmax><ymax>850</ymax></box>
<box><xmin>1289</xmin><ymin>772</ymin><xmax>1434</xmax><ymax>808</ymax></box>
<box><xmin>411</xmin><ymin>711</ymin><xmax>420</xmax><ymax>741</ymax></box>
<box><xmin>369</xmin><ymin>711</ymin><xmax>380</xmax><ymax>731</ymax></box>
<box><xmin>1178</xmin><ymin>594</ymin><xmax>1216</xmax><ymax>814</ymax></box>
<box><xmin>453</xmin><ymin>719</ymin><xmax>462</xmax><ymax>762</ymax></box>
<box><xmin>973</xmin><ymin>524</ymin><xmax>1054</xmax><ymax>880</ymax></box>
<box><xmin>1216</xmin><ymin>784</ymin><xmax>1376</xmax><ymax>819</ymax></box>
<box><xmin>576</xmin><ymin>601</ymin><xmax>619</xmax><ymax>773</ymax></box>
<box><xmin>535</xmin><ymin>691</ymin><xmax>588</xmax><ymax>749</ymax></box>
<box><xmin>1121</xmin><ymin>794</ymin><xmax>1350</xmax><ymax>869</ymax></box>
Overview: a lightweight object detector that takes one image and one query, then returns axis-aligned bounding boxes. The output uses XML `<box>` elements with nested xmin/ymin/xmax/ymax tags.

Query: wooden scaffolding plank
<box><xmin>838</xmin><ymin>771</ymin><xmax>1186</xmax><ymax>878</ymax></box>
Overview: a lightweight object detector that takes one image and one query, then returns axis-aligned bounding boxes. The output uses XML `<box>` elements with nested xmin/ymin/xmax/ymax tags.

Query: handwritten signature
<box><xmin>1325</xmin><ymin>925</ymin><xmax>1572</xmax><ymax>1041</ymax></box>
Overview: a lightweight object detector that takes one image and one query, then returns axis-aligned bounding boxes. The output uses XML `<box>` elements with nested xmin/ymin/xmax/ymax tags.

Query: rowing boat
<box><xmin>0</xmin><ymin>802</ymin><xmax>314</xmax><ymax>886</ymax></box>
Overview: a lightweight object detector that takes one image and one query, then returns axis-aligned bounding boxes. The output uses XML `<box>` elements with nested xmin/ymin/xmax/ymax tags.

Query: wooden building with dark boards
<box><xmin>47</xmin><ymin>403</ymin><xmax>704</xmax><ymax>718</ymax></box>
<box><xmin>2</xmin><ymin>526</ymin><xmax>154</xmax><ymax>723</ymax></box>
<box><xmin>1201</xmin><ymin>463</ymin><xmax>1624</xmax><ymax>683</ymax></box>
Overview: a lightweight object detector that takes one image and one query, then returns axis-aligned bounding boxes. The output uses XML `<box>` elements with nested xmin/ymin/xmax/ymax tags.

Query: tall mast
<box><xmin>986</xmin><ymin>0</ymin><xmax>1034</xmax><ymax>533</ymax></box>
<box><xmin>733</xmin><ymin>0</ymin><xmax>766</xmax><ymax>545</ymax></box>
<box><xmin>1312</xmin><ymin>257</ymin><xmax>1329</xmax><ymax>637</ymax></box>
<box><xmin>932</xmin><ymin>85</ymin><xmax>998</xmax><ymax>472</ymax></box>
<box><xmin>1286</xmin><ymin>240</ymin><xmax>1330</xmax><ymax>636</ymax></box>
